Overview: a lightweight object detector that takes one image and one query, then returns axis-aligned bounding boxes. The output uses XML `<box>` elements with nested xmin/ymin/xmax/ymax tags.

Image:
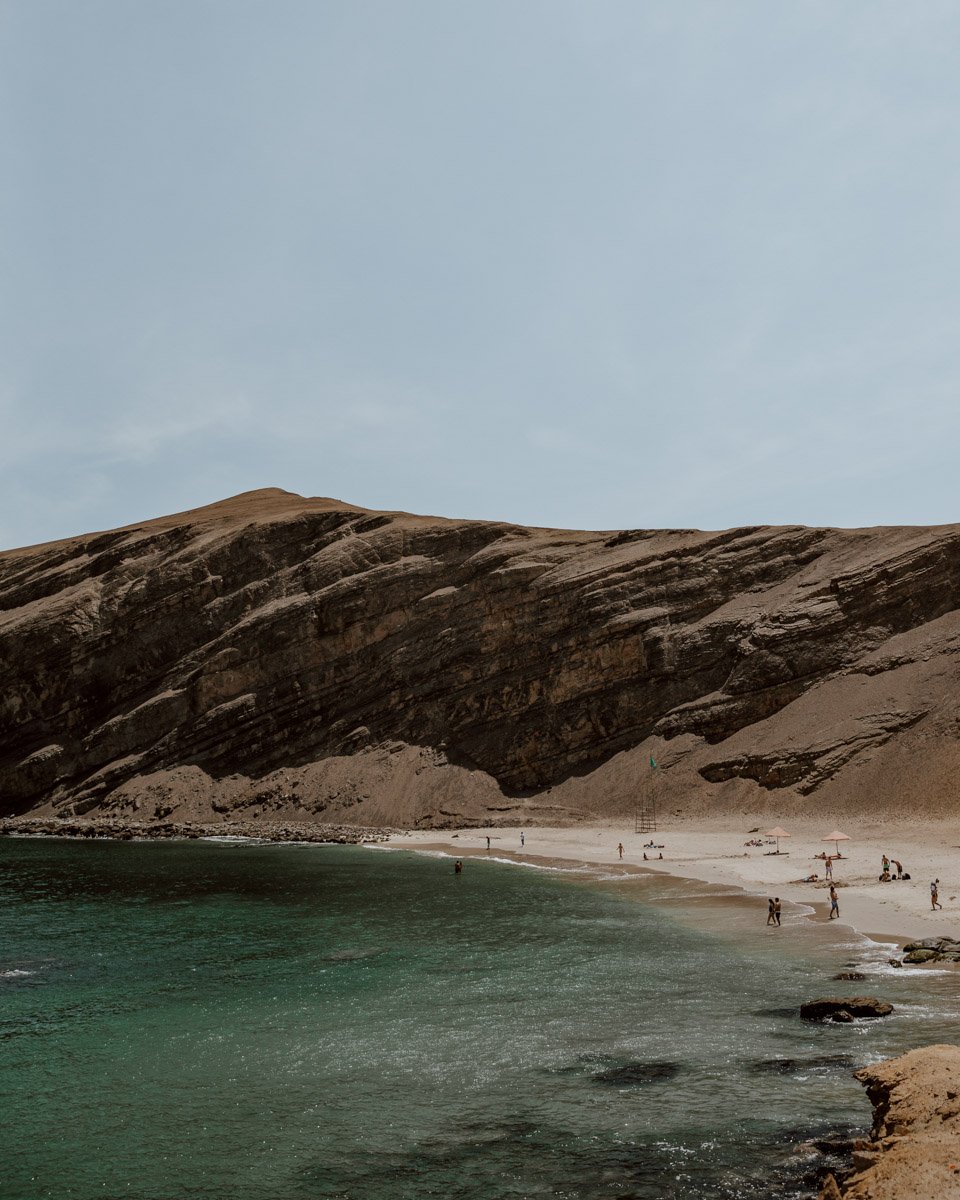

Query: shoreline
<box><xmin>4</xmin><ymin>811</ymin><xmax>958</xmax><ymax>947</ymax></box>
<box><xmin>385</xmin><ymin>818</ymin><xmax>960</xmax><ymax>947</ymax></box>
<box><xmin>0</xmin><ymin>815</ymin><xmax>393</xmax><ymax>846</ymax></box>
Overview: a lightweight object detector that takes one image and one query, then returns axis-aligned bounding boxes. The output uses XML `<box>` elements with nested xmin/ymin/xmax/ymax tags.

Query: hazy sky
<box><xmin>4</xmin><ymin>1</ymin><xmax>960</xmax><ymax>548</ymax></box>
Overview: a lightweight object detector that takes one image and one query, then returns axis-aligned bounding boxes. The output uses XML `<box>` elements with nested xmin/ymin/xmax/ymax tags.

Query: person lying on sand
<box><xmin>797</xmin><ymin>873</ymin><xmax>819</xmax><ymax>883</ymax></box>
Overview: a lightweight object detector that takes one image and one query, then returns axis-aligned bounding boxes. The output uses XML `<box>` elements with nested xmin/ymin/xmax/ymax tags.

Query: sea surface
<box><xmin>2</xmin><ymin>837</ymin><xmax>958</xmax><ymax>1200</ymax></box>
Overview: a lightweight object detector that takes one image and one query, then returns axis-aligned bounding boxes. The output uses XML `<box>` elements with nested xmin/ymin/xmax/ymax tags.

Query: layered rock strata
<box><xmin>819</xmin><ymin>1044</ymin><xmax>960</xmax><ymax>1199</ymax></box>
<box><xmin>4</xmin><ymin>488</ymin><xmax>960</xmax><ymax>826</ymax></box>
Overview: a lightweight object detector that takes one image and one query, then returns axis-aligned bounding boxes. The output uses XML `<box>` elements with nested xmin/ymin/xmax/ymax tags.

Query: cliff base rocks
<box><xmin>819</xmin><ymin>1044</ymin><xmax>960</xmax><ymax>1199</ymax></box>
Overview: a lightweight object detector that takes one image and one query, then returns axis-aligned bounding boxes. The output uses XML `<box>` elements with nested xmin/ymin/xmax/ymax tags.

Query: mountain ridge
<box><xmin>3</xmin><ymin>490</ymin><xmax>959</xmax><ymax>828</ymax></box>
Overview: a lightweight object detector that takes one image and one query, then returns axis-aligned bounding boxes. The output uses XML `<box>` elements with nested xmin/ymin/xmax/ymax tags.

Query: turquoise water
<box><xmin>2</xmin><ymin>838</ymin><xmax>958</xmax><ymax>1200</ymax></box>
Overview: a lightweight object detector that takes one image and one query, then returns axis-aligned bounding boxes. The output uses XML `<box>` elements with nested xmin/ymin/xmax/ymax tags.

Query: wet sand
<box><xmin>388</xmin><ymin>816</ymin><xmax>960</xmax><ymax>944</ymax></box>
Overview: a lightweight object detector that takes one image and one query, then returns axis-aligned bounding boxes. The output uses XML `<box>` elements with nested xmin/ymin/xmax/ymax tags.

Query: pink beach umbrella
<box><xmin>765</xmin><ymin>826</ymin><xmax>791</xmax><ymax>854</ymax></box>
<box><xmin>823</xmin><ymin>830</ymin><xmax>851</xmax><ymax>857</ymax></box>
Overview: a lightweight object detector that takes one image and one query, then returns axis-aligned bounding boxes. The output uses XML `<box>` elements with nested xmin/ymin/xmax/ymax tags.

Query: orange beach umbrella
<box><xmin>823</xmin><ymin>830</ymin><xmax>851</xmax><ymax>856</ymax></box>
<box><xmin>765</xmin><ymin>826</ymin><xmax>791</xmax><ymax>853</ymax></box>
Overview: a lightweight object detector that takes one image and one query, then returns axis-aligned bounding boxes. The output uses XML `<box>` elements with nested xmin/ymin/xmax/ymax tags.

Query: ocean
<box><xmin>2</xmin><ymin>837</ymin><xmax>957</xmax><ymax>1199</ymax></box>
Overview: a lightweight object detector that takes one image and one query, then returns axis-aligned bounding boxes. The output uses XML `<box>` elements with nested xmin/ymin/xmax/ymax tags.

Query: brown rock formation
<box><xmin>819</xmin><ymin>1044</ymin><xmax>960</xmax><ymax>1199</ymax></box>
<box><xmin>799</xmin><ymin>997</ymin><xmax>893</xmax><ymax>1022</ymax></box>
<box><xmin>4</xmin><ymin>488</ymin><xmax>960</xmax><ymax>827</ymax></box>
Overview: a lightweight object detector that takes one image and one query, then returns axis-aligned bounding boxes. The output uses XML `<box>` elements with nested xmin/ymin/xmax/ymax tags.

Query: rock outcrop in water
<box><xmin>799</xmin><ymin>997</ymin><xmax>893</xmax><ymax>1022</ymax></box>
<box><xmin>4</xmin><ymin>488</ymin><xmax>960</xmax><ymax>827</ymax></box>
<box><xmin>902</xmin><ymin>937</ymin><xmax>960</xmax><ymax>964</ymax></box>
<box><xmin>819</xmin><ymin>1044</ymin><xmax>960</xmax><ymax>1199</ymax></box>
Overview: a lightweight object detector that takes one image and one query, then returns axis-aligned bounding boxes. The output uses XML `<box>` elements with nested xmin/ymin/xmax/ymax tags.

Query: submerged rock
<box><xmin>800</xmin><ymin>997</ymin><xmax>893</xmax><ymax>1022</ymax></box>
<box><xmin>592</xmin><ymin>1061</ymin><xmax>681</xmax><ymax>1086</ymax></box>
<box><xmin>832</xmin><ymin>971</ymin><xmax>867</xmax><ymax>981</ymax></box>
<box><xmin>322</xmin><ymin>947</ymin><xmax>385</xmax><ymax>962</ymax></box>
<box><xmin>749</xmin><ymin>1054</ymin><xmax>856</xmax><ymax>1076</ymax></box>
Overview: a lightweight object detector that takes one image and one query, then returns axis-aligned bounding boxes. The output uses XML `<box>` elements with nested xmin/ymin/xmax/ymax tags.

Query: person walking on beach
<box><xmin>486</xmin><ymin>836</ymin><xmax>491</xmax><ymax>851</ymax></box>
<box><xmin>773</xmin><ymin>898</ymin><xmax>782</xmax><ymax>926</ymax></box>
<box><xmin>828</xmin><ymin>886</ymin><xmax>840</xmax><ymax>919</ymax></box>
<box><xmin>766</xmin><ymin>898</ymin><xmax>776</xmax><ymax>926</ymax></box>
<box><xmin>931</xmin><ymin>879</ymin><xmax>943</xmax><ymax>910</ymax></box>
<box><xmin>617</xmin><ymin>842</ymin><xmax>624</xmax><ymax>860</ymax></box>
<box><xmin>520</xmin><ymin>831</ymin><xmax>525</xmax><ymax>849</ymax></box>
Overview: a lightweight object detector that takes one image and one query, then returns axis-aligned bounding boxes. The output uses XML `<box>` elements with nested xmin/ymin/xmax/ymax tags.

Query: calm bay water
<box><xmin>2</xmin><ymin>838</ymin><xmax>958</xmax><ymax>1200</ymax></box>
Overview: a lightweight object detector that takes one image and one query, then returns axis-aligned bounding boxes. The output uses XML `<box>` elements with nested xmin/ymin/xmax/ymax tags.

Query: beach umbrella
<box><xmin>823</xmin><ymin>831</ymin><xmax>851</xmax><ymax>857</ymax></box>
<box><xmin>765</xmin><ymin>826</ymin><xmax>791</xmax><ymax>853</ymax></box>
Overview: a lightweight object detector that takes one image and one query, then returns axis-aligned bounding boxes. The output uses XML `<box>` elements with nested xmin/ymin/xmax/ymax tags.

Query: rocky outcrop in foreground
<box><xmin>820</xmin><ymin>1044</ymin><xmax>960</xmax><ymax>1199</ymax></box>
<box><xmin>4</xmin><ymin>488</ymin><xmax>960</xmax><ymax>827</ymax></box>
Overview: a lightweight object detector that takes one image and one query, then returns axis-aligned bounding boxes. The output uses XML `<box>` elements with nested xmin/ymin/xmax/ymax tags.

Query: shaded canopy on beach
<box><xmin>765</xmin><ymin>826</ymin><xmax>791</xmax><ymax>853</ymax></box>
<box><xmin>823</xmin><ymin>831</ymin><xmax>851</xmax><ymax>856</ymax></box>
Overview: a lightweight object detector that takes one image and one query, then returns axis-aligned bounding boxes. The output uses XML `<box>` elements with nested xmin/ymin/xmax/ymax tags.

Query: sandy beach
<box><xmin>388</xmin><ymin>816</ymin><xmax>960</xmax><ymax>944</ymax></box>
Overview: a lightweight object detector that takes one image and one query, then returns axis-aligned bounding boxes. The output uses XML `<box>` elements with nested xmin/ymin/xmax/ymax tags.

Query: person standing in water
<box><xmin>617</xmin><ymin>842</ymin><xmax>624</xmax><ymax>860</ymax></box>
<box><xmin>828</xmin><ymin>886</ymin><xmax>840</xmax><ymax>919</ymax></box>
<box><xmin>454</xmin><ymin>859</ymin><xmax>463</xmax><ymax>875</ymax></box>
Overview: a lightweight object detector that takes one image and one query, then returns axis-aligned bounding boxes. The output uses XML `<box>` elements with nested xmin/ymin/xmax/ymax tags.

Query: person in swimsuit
<box><xmin>617</xmin><ymin>842</ymin><xmax>624</xmax><ymax>860</ymax></box>
<box><xmin>766</xmin><ymin>898</ymin><xmax>776</xmax><ymax>926</ymax></box>
<box><xmin>931</xmin><ymin>879</ymin><xmax>943</xmax><ymax>910</ymax></box>
<box><xmin>828</xmin><ymin>886</ymin><xmax>840</xmax><ymax>919</ymax></box>
<box><xmin>773</xmin><ymin>898</ymin><xmax>782</xmax><ymax>926</ymax></box>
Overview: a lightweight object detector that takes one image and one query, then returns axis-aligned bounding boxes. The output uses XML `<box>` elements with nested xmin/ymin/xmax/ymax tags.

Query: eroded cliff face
<box><xmin>819</xmin><ymin>1044</ymin><xmax>960</xmax><ymax>1199</ymax></box>
<box><xmin>3</xmin><ymin>488</ymin><xmax>960</xmax><ymax>827</ymax></box>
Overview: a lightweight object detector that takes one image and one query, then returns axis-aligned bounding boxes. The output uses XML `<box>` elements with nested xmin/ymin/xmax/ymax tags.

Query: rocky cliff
<box><xmin>819</xmin><ymin>1044</ymin><xmax>960</xmax><ymax>1199</ymax></box>
<box><xmin>3</xmin><ymin>489</ymin><xmax>960</xmax><ymax>828</ymax></box>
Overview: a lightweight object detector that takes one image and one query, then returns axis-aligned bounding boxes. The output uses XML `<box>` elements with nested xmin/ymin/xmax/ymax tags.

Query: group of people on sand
<box><xmin>767</xmin><ymin>885</ymin><xmax>840</xmax><ymax>925</ymax></box>
<box><xmin>878</xmin><ymin>853</ymin><xmax>907</xmax><ymax>882</ymax></box>
<box><xmin>617</xmin><ymin>840</ymin><xmax>664</xmax><ymax>862</ymax></box>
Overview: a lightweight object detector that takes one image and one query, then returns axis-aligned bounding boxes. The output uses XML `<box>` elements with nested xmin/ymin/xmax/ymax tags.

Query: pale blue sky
<box><xmin>4</xmin><ymin>1</ymin><xmax>960</xmax><ymax>549</ymax></box>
